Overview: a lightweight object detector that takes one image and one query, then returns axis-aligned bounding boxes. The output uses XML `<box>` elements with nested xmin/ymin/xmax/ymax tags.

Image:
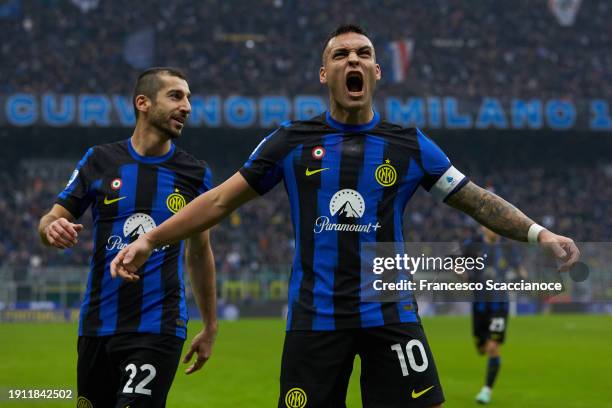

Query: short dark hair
<box><xmin>322</xmin><ymin>24</ymin><xmax>371</xmax><ymax>62</ymax></box>
<box><xmin>133</xmin><ymin>67</ymin><xmax>187</xmax><ymax>118</ymax></box>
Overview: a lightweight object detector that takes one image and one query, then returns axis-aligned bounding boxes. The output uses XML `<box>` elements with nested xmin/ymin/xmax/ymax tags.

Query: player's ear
<box><xmin>319</xmin><ymin>66</ymin><xmax>327</xmax><ymax>85</ymax></box>
<box><xmin>375</xmin><ymin>63</ymin><xmax>381</xmax><ymax>81</ymax></box>
<box><xmin>135</xmin><ymin>95</ymin><xmax>151</xmax><ymax>115</ymax></box>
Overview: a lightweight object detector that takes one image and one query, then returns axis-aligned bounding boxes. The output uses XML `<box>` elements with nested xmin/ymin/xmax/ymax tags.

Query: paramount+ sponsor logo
<box><xmin>313</xmin><ymin>189</ymin><xmax>381</xmax><ymax>234</ymax></box>
<box><xmin>106</xmin><ymin>213</ymin><xmax>169</xmax><ymax>252</ymax></box>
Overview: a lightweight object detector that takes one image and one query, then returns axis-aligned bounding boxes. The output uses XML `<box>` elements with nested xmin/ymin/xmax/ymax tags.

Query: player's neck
<box><xmin>131</xmin><ymin>123</ymin><xmax>172</xmax><ymax>157</ymax></box>
<box><xmin>329</xmin><ymin>103</ymin><xmax>374</xmax><ymax>125</ymax></box>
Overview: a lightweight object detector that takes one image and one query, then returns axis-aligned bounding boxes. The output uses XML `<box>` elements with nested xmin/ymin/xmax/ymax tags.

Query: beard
<box><xmin>149</xmin><ymin>107</ymin><xmax>182</xmax><ymax>139</ymax></box>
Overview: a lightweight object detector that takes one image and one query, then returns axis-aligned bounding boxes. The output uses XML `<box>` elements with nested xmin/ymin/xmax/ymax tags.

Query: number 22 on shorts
<box><xmin>122</xmin><ymin>363</ymin><xmax>157</xmax><ymax>395</ymax></box>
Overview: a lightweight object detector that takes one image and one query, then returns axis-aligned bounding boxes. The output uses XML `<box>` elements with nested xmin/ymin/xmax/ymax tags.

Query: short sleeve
<box><xmin>417</xmin><ymin>128</ymin><xmax>468</xmax><ymax>201</ymax></box>
<box><xmin>238</xmin><ymin>127</ymin><xmax>290</xmax><ymax>195</ymax></box>
<box><xmin>55</xmin><ymin>147</ymin><xmax>96</xmax><ymax>218</ymax></box>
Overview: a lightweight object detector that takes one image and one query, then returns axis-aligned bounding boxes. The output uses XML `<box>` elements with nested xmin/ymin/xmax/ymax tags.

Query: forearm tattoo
<box><xmin>446</xmin><ymin>182</ymin><xmax>535</xmax><ymax>242</ymax></box>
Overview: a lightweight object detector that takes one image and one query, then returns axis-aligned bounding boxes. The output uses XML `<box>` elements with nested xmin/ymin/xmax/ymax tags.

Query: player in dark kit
<box><xmin>463</xmin><ymin>226</ymin><xmax>526</xmax><ymax>404</ymax></box>
<box><xmin>38</xmin><ymin>68</ymin><xmax>218</xmax><ymax>408</ymax></box>
<box><xmin>110</xmin><ymin>26</ymin><xmax>579</xmax><ymax>407</ymax></box>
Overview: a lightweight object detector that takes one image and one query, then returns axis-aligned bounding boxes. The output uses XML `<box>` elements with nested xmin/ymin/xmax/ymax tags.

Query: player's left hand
<box><xmin>538</xmin><ymin>230</ymin><xmax>580</xmax><ymax>272</ymax></box>
<box><xmin>110</xmin><ymin>234</ymin><xmax>155</xmax><ymax>281</ymax></box>
<box><xmin>183</xmin><ymin>325</ymin><xmax>218</xmax><ymax>375</ymax></box>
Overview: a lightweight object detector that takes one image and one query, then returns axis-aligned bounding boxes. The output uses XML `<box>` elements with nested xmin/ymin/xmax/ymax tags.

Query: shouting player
<box><xmin>110</xmin><ymin>26</ymin><xmax>579</xmax><ymax>407</ymax></box>
<box><xmin>38</xmin><ymin>68</ymin><xmax>217</xmax><ymax>408</ymax></box>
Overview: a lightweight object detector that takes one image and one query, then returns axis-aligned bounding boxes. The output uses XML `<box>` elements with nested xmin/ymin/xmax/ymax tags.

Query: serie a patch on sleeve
<box><xmin>430</xmin><ymin>166</ymin><xmax>466</xmax><ymax>201</ymax></box>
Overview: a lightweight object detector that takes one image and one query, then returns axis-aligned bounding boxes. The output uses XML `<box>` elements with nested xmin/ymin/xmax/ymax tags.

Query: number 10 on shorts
<box><xmin>391</xmin><ymin>340</ymin><xmax>429</xmax><ymax>377</ymax></box>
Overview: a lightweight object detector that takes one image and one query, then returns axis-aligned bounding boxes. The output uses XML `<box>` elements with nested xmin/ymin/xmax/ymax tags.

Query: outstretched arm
<box><xmin>446</xmin><ymin>181</ymin><xmax>580</xmax><ymax>270</ymax></box>
<box><xmin>111</xmin><ymin>172</ymin><xmax>258</xmax><ymax>280</ymax></box>
<box><xmin>151</xmin><ymin>172</ymin><xmax>258</xmax><ymax>246</ymax></box>
<box><xmin>446</xmin><ymin>182</ymin><xmax>533</xmax><ymax>241</ymax></box>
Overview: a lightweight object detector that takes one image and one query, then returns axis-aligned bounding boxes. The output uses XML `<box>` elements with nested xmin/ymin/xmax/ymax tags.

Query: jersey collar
<box><xmin>127</xmin><ymin>138</ymin><xmax>176</xmax><ymax>164</ymax></box>
<box><xmin>325</xmin><ymin>110</ymin><xmax>380</xmax><ymax>132</ymax></box>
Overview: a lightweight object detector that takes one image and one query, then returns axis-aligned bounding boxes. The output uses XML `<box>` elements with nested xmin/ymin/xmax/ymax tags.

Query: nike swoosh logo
<box><xmin>103</xmin><ymin>196</ymin><xmax>127</xmax><ymax>205</ymax></box>
<box><xmin>305</xmin><ymin>168</ymin><xmax>329</xmax><ymax>176</ymax></box>
<box><xmin>412</xmin><ymin>385</ymin><xmax>434</xmax><ymax>399</ymax></box>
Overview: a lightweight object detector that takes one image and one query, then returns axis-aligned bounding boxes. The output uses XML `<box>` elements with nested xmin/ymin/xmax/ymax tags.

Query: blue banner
<box><xmin>2</xmin><ymin>93</ymin><xmax>611</xmax><ymax>131</ymax></box>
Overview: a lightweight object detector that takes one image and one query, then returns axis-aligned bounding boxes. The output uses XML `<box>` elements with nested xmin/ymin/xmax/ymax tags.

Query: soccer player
<box><xmin>463</xmin><ymin>226</ymin><xmax>526</xmax><ymax>404</ymax></box>
<box><xmin>38</xmin><ymin>68</ymin><xmax>218</xmax><ymax>408</ymax></box>
<box><xmin>110</xmin><ymin>26</ymin><xmax>579</xmax><ymax>407</ymax></box>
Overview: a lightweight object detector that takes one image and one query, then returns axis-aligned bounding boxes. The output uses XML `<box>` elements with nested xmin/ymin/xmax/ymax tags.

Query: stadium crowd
<box><xmin>0</xmin><ymin>158</ymin><xmax>609</xmax><ymax>276</ymax></box>
<box><xmin>1</xmin><ymin>0</ymin><xmax>610</xmax><ymax>99</ymax></box>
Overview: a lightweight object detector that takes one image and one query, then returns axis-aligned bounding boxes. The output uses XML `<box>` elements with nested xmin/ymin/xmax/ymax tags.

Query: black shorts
<box><xmin>472</xmin><ymin>302</ymin><xmax>509</xmax><ymax>348</ymax></box>
<box><xmin>77</xmin><ymin>333</ymin><xmax>183</xmax><ymax>408</ymax></box>
<box><xmin>279</xmin><ymin>323</ymin><xmax>444</xmax><ymax>408</ymax></box>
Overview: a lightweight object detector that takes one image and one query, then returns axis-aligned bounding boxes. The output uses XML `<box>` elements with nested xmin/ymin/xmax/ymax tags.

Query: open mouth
<box><xmin>346</xmin><ymin>71</ymin><xmax>364</xmax><ymax>95</ymax></box>
<box><xmin>171</xmin><ymin>116</ymin><xmax>186</xmax><ymax>127</ymax></box>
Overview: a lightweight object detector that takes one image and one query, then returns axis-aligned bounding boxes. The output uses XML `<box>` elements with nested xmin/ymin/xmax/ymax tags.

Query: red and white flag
<box><xmin>548</xmin><ymin>0</ymin><xmax>582</xmax><ymax>26</ymax></box>
<box><xmin>388</xmin><ymin>39</ymin><xmax>414</xmax><ymax>83</ymax></box>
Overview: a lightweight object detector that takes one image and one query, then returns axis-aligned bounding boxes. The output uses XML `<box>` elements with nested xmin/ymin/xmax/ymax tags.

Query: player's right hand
<box><xmin>44</xmin><ymin>218</ymin><xmax>83</xmax><ymax>249</ymax></box>
<box><xmin>538</xmin><ymin>230</ymin><xmax>580</xmax><ymax>272</ymax></box>
<box><xmin>110</xmin><ymin>235</ymin><xmax>155</xmax><ymax>282</ymax></box>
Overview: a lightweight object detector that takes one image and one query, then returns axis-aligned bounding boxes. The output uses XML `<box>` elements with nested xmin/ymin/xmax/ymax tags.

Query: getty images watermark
<box><xmin>360</xmin><ymin>242</ymin><xmax>605</xmax><ymax>304</ymax></box>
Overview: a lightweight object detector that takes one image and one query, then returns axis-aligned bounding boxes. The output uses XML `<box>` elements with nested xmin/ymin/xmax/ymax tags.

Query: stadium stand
<box><xmin>1</xmin><ymin>0</ymin><xmax>610</xmax><ymax>309</ymax></box>
<box><xmin>1</xmin><ymin>0</ymin><xmax>610</xmax><ymax>99</ymax></box>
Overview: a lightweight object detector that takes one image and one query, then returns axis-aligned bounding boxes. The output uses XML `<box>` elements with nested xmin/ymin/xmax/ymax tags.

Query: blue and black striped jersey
<box><xmin>239</xmin><ymin>112</ymin><xmax>468</xmax><ymax>331</ymax></box>
<box><xmin>57</xmin><ymin>139</ymin><xmax>212</xmax><ymax>339</ymax></box>
<box><xmin>464</xmin><ymin>236</ymin><xmax>522</xmax><ymax>312</ymax></box>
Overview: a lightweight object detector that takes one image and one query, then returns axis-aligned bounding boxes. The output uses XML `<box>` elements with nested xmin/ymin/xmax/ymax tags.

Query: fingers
<box><xmin>185</xmin><ymin>354</ymin><xmax>208</xmax><ymax>375</ymax></box>
<box><xmin>546</xmin><ymin>240</ymin><xmax>581</xmax><ymax>272</ymax></box>
<box><xmin>123</xmin><ymin>247</ymin><xmax>135</xmax><ymax>265</ymax></box>
<box><xmin>110</xmin><ymin>238</ymin><xmax>153</xmax><ymax>282</ymax></box>
<box><xmin>63</xmin><ymin>219</ymin><xmax>82</xmax><ymax>239</ymax></box>
<box><xmin>110</xmin><ymin>248</ymin><xmax>140</xmax><ymax>281</ymax></box>
<box><xmin>47</xmin><ymin>219</ymin><xmax>81</xmax><ymax>248</ymax></box>
<box><xmin>558</xmin><ymin>242</ymin><xmax>581</xmax><ymax>272</ymax></box>
<box><xmin>115</xmin><ymin>264</ymin><xmax>140</xmax><ymax>281</ymax></box>
<box><xmin>110</xmin><ymin>249</ymin><xmax>125</xmax><ymax>278</ymax></box>
<box><xmin>183</xmin><ymin>347</ymin><xmax>195</xmax><ymax>364</ymax></box>
<box><xmin>539</xmin><ymin>233</ymin><xmax>581</xmax><ymax>273</ymax></box>
<box><xmin>47</xmin><ymin>229</ymin><xmax>72</xmax><ymax>249</ymax></box>
<box><xmin>183</xmin><ymin>343</ymin><xmax>211</xmax><ymax>375</ymax></box>
<box><xmin>548</xmin><ymin>242</ymin><xmax>567</xmax><ymax>260</ymax></box>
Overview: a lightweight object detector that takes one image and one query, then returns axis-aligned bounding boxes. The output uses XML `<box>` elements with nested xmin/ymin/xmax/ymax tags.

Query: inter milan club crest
<box><xmin>311</xmin><ymin>146</ymin><xmax>326</xmax><ymax>160</ymax></box>
<box><xmin>285</xmin><ymin>388</ymin><xmax>307</xmax><ymax>408</ymax></box>
<box><xmin>110</xmin><ymin>178</ymin><xmax>122</xmax><ymax>190</ymax></box>
<box><xmin>375</xmin><ymin>159</ymin><xmax>397</xmax><ymax>187</ymax></box>
<box><xmin>76</xmin><ymin>396</ymin><xmax>93</xmax><ymax>408</ymax></box>
<box><xmin>166</xmin><ymin>189</ymin><xmax>186</xmax><ymax>213</ymax></box>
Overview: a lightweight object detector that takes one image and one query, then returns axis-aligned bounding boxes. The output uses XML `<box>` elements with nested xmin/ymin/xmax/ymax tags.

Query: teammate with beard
<box><xmin>38</xmin><ymin>68</ymin><xmax>218</xmax><ymax>408</ymax></box>
<box><xmin>110</xmin><ymin>27</ymin><xmax>579</xmax><ymax>407</ymax></box>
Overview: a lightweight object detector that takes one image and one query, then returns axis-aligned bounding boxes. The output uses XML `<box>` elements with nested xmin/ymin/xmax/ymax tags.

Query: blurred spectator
<box><xmin>1</xmin><ymin>0</ymin><xmax>610</xmax><ymax>99</ymax></box>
